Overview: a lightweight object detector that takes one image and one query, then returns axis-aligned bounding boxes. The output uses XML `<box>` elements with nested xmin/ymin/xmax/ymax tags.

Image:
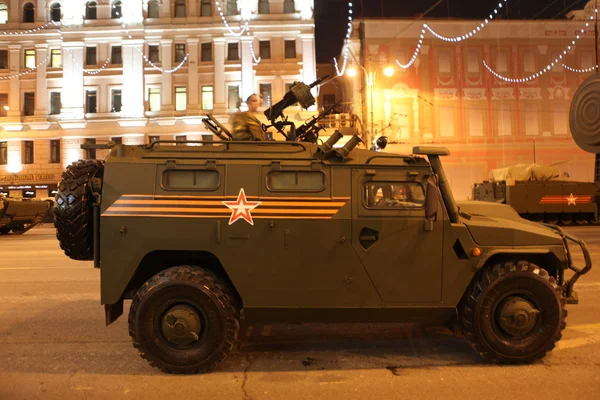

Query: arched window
<box><xmin>258</xmin><ymin>0</ymin><xmax>269</xmax><ymax>14</ymax></box>
<box><xmin>147</xmin><ymin>0</ymin><xmax>159</xmax><ymax>18</ymax></box>
<box><xmin>174</xmin><ymin>0</ymin><xmax>185</xmax><ymax>18</ymax></box>
<box><xmin>111</xmin><ymin>1</ymin><xmax>121</xmax><ymax>19</ymax></box>
<box><xmin>0</xmin><ymin>3</ymin><xmax>8</xmax><ymax>24</ymax></box>
<box><xmin>50</xmin><ymin>3</ymin><xmax>61</xmax><ymax>22</ymax></box>
<box><xmin>284</xmin><ymin>0</ymin><xmax>294</xmax><ymax>14</ymax></box>
<box><xmin>227</xmin><ymin>0</ymin><xmax>237</xmax><ymax>16</ymax></box>
<box><xmin>86</xmin><ymin>1</ymin><xmax>97</xmax><ymax>20</ymax></box>
<box><xmin>23</xmin><ymin>2</ymin><xmax>34</xmax><ymax>23</ymax></box>
<box><xmin>200</xmin><ymin>0</ymin><xmax>211</xmax><ymax>16</ymax></box>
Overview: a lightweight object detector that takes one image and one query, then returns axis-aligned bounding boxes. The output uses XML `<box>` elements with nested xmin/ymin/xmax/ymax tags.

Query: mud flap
<box><xmin>105</xmin><ymin>299</ymin><xmax>124</xmax><ymax>326</ymax></box>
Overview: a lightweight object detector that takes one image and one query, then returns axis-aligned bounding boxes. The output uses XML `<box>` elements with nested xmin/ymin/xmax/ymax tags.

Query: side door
<box><xmin>351</xmin><ymin>168</ymin><xmax>444</xmax><ymax>304</ymax></box>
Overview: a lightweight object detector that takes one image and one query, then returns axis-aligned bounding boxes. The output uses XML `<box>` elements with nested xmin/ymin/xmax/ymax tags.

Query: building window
<box><xmin>175</xmin><ymin>87</ymin><xmax>187</xmax><ymax>111</ymax></box>
<box><xmin>50</xmin><ymin>139</ymin><xmax>60</xmax><ymax>164</ymax></box>
<box><xmin>148</xmin><ymin>135</ymin><xmax>160</xmax><ymax>144</ymax></box>
<box><xmin>227</xmin><ymin>0</ymin><xmax>237</xmax><ymax>15</ymax></box>
<box><xmin>85</xmin><ymin>90</ymin><xmax>97</xmax><ymax>113</ymax></box>
<box><xmin>439</xmin><ymin>105</ymin><xmax>455</xmax><ymax>137</ymax></box>
<box><xmin>148</xmin><ymin>88</ymin><xmax>160</xmax><ymax>112</ymax></box>
<box><xmin>496</xmin><ymin>50</ymin><xmax>508</xmax><ymax>73</ymax></box>
<box><xmin>111</xmin><ymin>1</ymin><xmax>121</xmax><ymax>18</ymax></box>
<box><xmin>175</xmin><ymin>135</ymin><xmax>187</xmax><ymax>146</ymax></box>
<box><xmin>148</xmin><ymin>45</ymin><xmax>160</xmax><ymax>63</ymax></box>
<box><xmin>284</xmin><ymin>40</ymin><xmax>296</xmax><ymax>59</ymax></box>
<box><xmin>201</xmin><ymin>0</ymin><xmax>211</xmax><ymax>16</ymax></box>
<box><xmin>23</xmin><ymin>92</ymin><xmax>34</xmax><ymax>116</ymax></box>
<box><xmin>468</xmin><ymin>107</ymin><xmax>484</xmax><ymax>137</ymax></box>
<box><xmin>582</xmin><ymin>51</ymin><xmax>594</xmax><ymax>69</ymax></box>
<box><xmin>0</xmin><ymin>4</ymin><xmax>8</xmax><ymax>24</ymax></box>
<box><xmin>551</xmin><ymin>53</ymin><xmax>564</xmax><ymax>72</ymax></box>
<box><xmin>438</xmin><ymin>50</ymin><xmax>451</xmax><ymax>73</ymax></box>
<box><xmin>523</xmin><ymin>50</ymin><xmax>535</xmax><ymax>73</ymax></box>
<box><xmin>228</xmin><ymin>85</ymin><xmax>240</xmax><ymax>109</ymax></box>
<box><xmin>523</xmin><ymin>103</ymin><xmax>539</xmax><ymax>136</ymax></box>
<box><xmin>0</xmin><ymin>93</ymin><xmax>7</xmax><ymax>116</ymax></box>
<box><xmin>23</xmin><ymin>2</ymin><xmax>34</xmax><ymax>23</ymax></box>
<box><xmin>174</xmin><ymin>0</ymin><xmax>185</xmax><ymax>17</ymax></box>
<box><xmin>86</xmin><ymin>47</ymin><xmax>96</xmax><ymax>65</ymax></box>
<box><xmin>175</xmin><ymin>44</ymin><xmax>186</xmax><ymax>63</ymax></box>
<box><xmin>284</xmin><ymin>0</ymin><xmax>295</xmax><ymax>13</ymax></box>
<box><xmin>201</xmin><ymin>43</ymin><xmax>212</xmax><ymax>62</ymax></box>
<box><xmin>258</xmin><ymin>0</ymin><xmax>269</xmax><ymax>14</ymax></box>
<box><xmin>202</xmin><ymin>86</ymin><xmax>214</xmax><ymax>110</ymax></box>
<box><xmin>553</xmin><ymin>103</ymin><xmax>568</xmax><ymax>135</ymax></box>
<box><xmin>111</xmin><ymin>89</ymin><xmax>122</xmax><ymax>112</ymax></box>
<box><xmin>259</xmin><ymin>41</ymin><xmax>271</xmax><ymax>60</ymax></box>
<box><xmin>323</xmin><ymin>94</ymin><xmax>336</xmax><ymax>108</ymax></box>
<box><xmin>147</xmin><ymin>0</ymin><xmax>159</xmax><ymax>18</ymax></box>
<box><xmin>50</xmin><ymin>92</ymin><xmax>61</xmax><ymax>115</ymax></box>
<box><xmin>111</xmin><ymin>137</ymin><xmax>122</xmax><ymax>144</ymax></box>
<box><xmin>111</xmin><ymin>46</ymin><xmax>122</xmax><ymax>64</ymax></box>
<box><xmin>50</xmin><ymin>3</ymin><xmax>60</xmax><ymax>22</ymax></box>
<box><xmin>467</xmin><ymin>50</ymin><xmax>479</xmax><ymax>73</ymax></box>
<box><xmin>24</xmin><ymin>49</ymin><xmax>35</xmax><ymax>69</ymax></box>
<box><xmin>260</xmin><ymin>83</ymin><xmax>272</xmax><ymax>107</ymax></box>
<box><xmin>496</xmin><ymin>102</ymin><xmax>512</xmax><ymax>137</ymax></box>
<box><xmin>50</xmin><ymin>49</ymin><xmax>61</xmax><ymax>68</ymax></box>
<box><xmin>0</xmin><ymin>50</ymin><xmax>7</xmax><ymax>69</ymax></box>
<box><xmin>86</xmin><ymin>1</ymin><xmax>97</xmax><ymax>19</ymax></box>
<box><xmin>0</xmin><ymin>141</ymin><xmax>7</xmax><ymax>165</ymax></box>
<box><xmin>84</xmin><ymin>138</ymin><xmax>96</xmax><ymax>160</ymax></box>
<box><xmin>227</xmin><ymin>43</ymin><xmax>239</xmax><ymax>61</ymax></box>
<box><xmin>22</xmin><ymin>141</ymin><xmax>34</xmax><ymax>164</ymax></box>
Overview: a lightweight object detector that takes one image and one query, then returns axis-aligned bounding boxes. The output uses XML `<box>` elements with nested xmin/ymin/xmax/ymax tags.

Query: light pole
<box><xmin>347</xmin><ymin>48</ymin><xmax>374</xmax><ymax>148</ymax></box>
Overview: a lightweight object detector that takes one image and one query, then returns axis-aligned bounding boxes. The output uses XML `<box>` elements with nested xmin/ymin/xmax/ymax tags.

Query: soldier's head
<box><xmin>246</xmin><ymin>94</ymin><xmax>261</xmax><ymax>112</ymax></box>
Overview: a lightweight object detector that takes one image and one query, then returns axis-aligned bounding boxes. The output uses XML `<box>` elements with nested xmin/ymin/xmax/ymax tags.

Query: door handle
<box><xmin>359</xmin><ymin>235</ymin><xmax>378</xmax><ymax>241</ymax></box>
<box><xmin>227</xmin><ymin>234</ymin><xmax>250</xmax><ymax>240</ymax></box>
<box><xmin>359</xmin><ymin>228</ymin><xmax>379</xmax><ymax>250</ymax></box>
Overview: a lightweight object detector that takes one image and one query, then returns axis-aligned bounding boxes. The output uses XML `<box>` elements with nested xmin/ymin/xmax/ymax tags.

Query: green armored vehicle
<box><xmin>1</xmin><ymin>195</ymin><xmax>50</xmax><ymax>235</ymax></box>
<box><xmin>53</xmin><ymin>134</ymin><xmax>592</xmax><ymax>373</ymax></box>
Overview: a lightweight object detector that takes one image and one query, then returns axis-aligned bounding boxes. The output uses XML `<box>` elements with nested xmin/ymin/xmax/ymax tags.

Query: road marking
<box><xmin>556</xmin><ymin>323</ymin><xmax>600</xmax><ymax>351</ymax></box>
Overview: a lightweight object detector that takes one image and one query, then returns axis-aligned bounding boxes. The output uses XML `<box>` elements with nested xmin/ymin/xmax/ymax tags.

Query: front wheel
<box><xmin>128</xmin><ymin>266</ymin><xmax>240</xmax><ymax>374</ymax></box>
<box><xmin>459</xmin><ymin>261</ymin><xmax>566</xmax><ymax>364</ymax></box>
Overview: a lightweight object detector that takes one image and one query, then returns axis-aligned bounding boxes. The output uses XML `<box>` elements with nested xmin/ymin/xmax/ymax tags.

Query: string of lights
<box><xmin>562</xmin><ymin>63</ymin><xmax>599</xmax><ymax>73</ymax></box>
<box><xmin>484</xmin><ymin>14</ymin><xmax>597</xmax><ymax>82</ymax></box>
<box><xmin>0</xmin><ymin>55</ymin><xmax>51</xmax><ymax>80</ymax></box>
<box><xmin>1</xmin><ymin>21</ymin><xmax>55</xmax><ymax>35</ymax></box>
<box><xmin>215</xmin><ymin>1</ymin><xmax>250</xmax><ymax>36</ymax></box>
<box><xmin>51</xmin><ymin>21</ymin><xmax>111</xmax><ymax>75</ymax></box>
<box><xmin>334</xmin><ymin>1</ymin><xmax>353</xmax><ymax>76</ymax></box>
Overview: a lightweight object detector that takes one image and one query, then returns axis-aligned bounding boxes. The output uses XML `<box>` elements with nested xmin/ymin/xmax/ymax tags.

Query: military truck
<box><xmin>0</xmin><ymin>195</ymin><xmax>50</xmax><ymax>235</ymax></box>
<box><xmin>472</xmin><ymin>163</ymin><xmax>599</xmax><ymax>225</ymax></box>
<box><xmin>53</xmin><ymin>132</ymin><xmax>592</xmax><ymax>373</ymax></box>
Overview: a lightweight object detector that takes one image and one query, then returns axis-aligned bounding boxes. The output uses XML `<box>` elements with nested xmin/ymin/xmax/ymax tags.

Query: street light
<box><xmin>383</xmin><ymin>66</ymin><xmax>395</xmax><ymax>77</ymax></box>
<box><xmin>346</xmin><ymin>67</ymin><xmax>357</xmax><ymax>77</ymax></box>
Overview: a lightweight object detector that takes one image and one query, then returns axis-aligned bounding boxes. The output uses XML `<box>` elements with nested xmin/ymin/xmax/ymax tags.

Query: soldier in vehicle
<box><xmin>232</xmin><ymin>94</ymin><xmax>267</xmax><ymax>141</ymax></box>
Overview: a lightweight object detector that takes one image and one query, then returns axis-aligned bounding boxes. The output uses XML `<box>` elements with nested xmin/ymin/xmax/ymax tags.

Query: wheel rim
<box><xmin>156</xmin><ymin>301</ymin><xmax>209</xmax><ymax>349</ymax></box>
<box><xmin>494</xmin><ymin>295</ymin><xmax>541</xmax><ymax>339</ymax></box>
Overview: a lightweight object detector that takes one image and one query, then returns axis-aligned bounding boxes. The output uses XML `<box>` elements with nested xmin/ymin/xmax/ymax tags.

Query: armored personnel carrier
<box><xmin>53</xmin><ymin>80</ymin><xmax>591</xmax><ymax>374</ymax></box>
<box><xmin>0</xmin><ymin>195</ymin><xmax>50</xmax><ymax>235</ymax></box>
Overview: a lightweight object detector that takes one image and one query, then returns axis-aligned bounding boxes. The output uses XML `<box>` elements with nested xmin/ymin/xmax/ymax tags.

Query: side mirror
<box><xmin>425</xmin><ymin>178</ymin><xmax>440</xmax><ymax>221</ymax></box>
<box><xmin>376</xmin><ymin>136</ymin><xmax>388</xmax><ymax>150</ymax></box>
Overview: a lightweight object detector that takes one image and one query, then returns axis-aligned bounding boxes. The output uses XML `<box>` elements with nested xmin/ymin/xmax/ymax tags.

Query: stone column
<box><xmin>213</xmin><ymin>37</ymin><xmax>227</xmax><ymax>114</ymax></box>
<box><xmin>160</xmin><ymin>39</ymin><xmax>174</xmax><ymax>114</ymax></box>
<box><xmin>7</xmin><ymin>45</ymin><xmax>21</xmax><ymax>119</ymax></box>
<box><xmin>241</xmin><ymin>36</ymin><xmax>254</xmax><ymax>103</ymax></box>
<box><xmin>61</xmin><ymin>42</ymin><xmax>85</xmax><ymax>120</ymax></box>
<box><xmin>121</xmin><ymin>40</ymin><xmax>145</xmax><ymax>118</ymax></box>
<box><xmin>300</xmin><ymin>34</ymin><xmax>316</xmax><ymax>96</ymax></box>
<box><xmin>187</xmin><ymin>38</ymin><xmax>200</xmax><ymax>112</ymax></box>
<box><xmin>34</xmin><ymin>43</ymin><xmax>48</xmax><ymax>119</ymax></box>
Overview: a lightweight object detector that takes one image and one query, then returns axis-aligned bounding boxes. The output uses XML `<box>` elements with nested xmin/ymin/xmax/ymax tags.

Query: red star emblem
<box><xmin>222</xmin><ymin>188</ymin><xmax>262</xmax><ymax>226</ymax></box>
<box><xmin>566</xmin><ymin>193</ymin><xmax>578</xmax><ymax>206</ymax></box>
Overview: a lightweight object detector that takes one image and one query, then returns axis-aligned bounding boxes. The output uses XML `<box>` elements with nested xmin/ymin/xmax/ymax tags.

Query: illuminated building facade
<box><xmin>0</xmin><ymin>0</ymin><xmax>315</xmax><ymax>198</ymax></box>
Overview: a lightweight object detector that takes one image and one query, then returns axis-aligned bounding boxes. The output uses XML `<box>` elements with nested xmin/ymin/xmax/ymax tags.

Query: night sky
<box><xmin>315</xmin><ymin>0</ymin><xmax>593</xmax><ymax>62</ymax></box>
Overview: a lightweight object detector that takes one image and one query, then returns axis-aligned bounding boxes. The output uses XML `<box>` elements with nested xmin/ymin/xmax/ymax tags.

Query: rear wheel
<box><xmin>459</xmin><ymin>261</ymin><xmax>566</xmax><ymax>364</ymax></box>
<box><xmin>54</xmin><ymin>160</ymin><xmax>104</xmax><ymax>260</ymax></box>
<box><xmin>544</xmin><ymin>213</ymin><xmax>559</xmax><ymax>225</ymax></box>
<box><xmin>0</xmin><ymin>227</ymin><xmax>10</xmax><ymax>235</ymax></box>
<box><xmin>128</xmin><ymin>266</ymin><xmax>240</xmax><ymax>374</ymax></box>
<box><xmin>574</xmin><ymin>213</ymin><xmax>588</xmax><ymax>225</ymax></box>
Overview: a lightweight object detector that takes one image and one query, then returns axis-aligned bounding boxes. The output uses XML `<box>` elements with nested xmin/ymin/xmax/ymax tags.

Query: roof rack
<box><xmin>139</xmin><ymin>140</ymin><xmax>310</xmax><ymax>154</ymax></box>
<box><xmin>365</xmin><ymin>154</ymin><xmax>420</xmax><ymax>165</ymax></box>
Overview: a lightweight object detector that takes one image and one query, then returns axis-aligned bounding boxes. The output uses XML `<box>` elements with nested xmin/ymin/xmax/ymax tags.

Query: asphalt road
<box><xmin>1</xmin><ymin>225</ymin><xmax>600</xmax><ymax>400</ymax></box>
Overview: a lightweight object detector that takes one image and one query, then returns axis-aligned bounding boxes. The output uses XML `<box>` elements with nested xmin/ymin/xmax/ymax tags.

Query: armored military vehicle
<box><xmin>54</xmin><ymin>79</ymin><xmax>592</xmax><ymax>374</ymax></box>
<box><xmin>0</xmin><ymin>195</ymin><xmax>50</xmax><ymax>235</ymax></box>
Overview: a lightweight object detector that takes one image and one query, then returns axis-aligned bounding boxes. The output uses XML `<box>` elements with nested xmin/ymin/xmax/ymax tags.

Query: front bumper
<box><xmin>543</xmin><ymin>224</ymin><xmax>592</xmax><ymax>304</ymax></box>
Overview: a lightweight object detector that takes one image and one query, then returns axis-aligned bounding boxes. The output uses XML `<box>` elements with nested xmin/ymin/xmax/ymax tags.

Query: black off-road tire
<box><xmin>459</xmin><ymin>261</ymin><xmax>566</xmax><ymax>364</ymax></box>
<box><xmin>0</xmin><ymin>227</ymin><xmax>11</xmax><ymax>235</ymax></box>
<box><xmin>54</xmin><ymin>160</ymin><xmax>104</xmax><ymax>260</ymax></box>
<box><xmin>128</xmin><ymin>266</ymin><xmax>240</xmax><ymax>374</ymax></box>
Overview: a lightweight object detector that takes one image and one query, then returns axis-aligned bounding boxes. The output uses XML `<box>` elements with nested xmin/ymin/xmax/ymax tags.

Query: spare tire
<box><xmin>54</xmin><ymin>160</ymin><xmax>104</xmax><ymax>261</ymax></box>
<box><xmin>569</xmin><ymin>71</ymin><xmax>600</xmax><ymax>154</ymax></box>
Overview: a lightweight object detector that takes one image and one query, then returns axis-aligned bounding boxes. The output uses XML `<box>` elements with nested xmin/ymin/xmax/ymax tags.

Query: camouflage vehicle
<box><xmin>0</xmin><ymin>196</ymin><xmax>50</xmax><ymax>235</ymax></box>
<box><xmin>53</xmin><ymin>135</ymin><xmax>592</xmax><ymax>373</ymax></box>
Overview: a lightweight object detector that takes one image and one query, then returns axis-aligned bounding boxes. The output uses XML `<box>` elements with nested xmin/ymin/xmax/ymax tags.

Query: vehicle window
<box><xmin>364</xmin><ymin>182</ymin><xmax>425</xmax><ymax>209</ymax></box>
<box><xmin>162</xmin><ymin>170</ymin><xmax>219</xmax><ymax>190</ymax></box>
<box><xmin>267</xmin><ymin>171</ymin><xmax>326</xmax><ymax>192</ymax></box>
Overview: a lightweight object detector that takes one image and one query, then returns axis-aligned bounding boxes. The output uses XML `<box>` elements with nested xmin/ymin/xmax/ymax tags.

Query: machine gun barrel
<box><xmin>296</xmin><ymin>102</ymin><xmax>340</xmax><ymax>135</ymax></box>
<box><xmin>264</xmin><ymin>75</ymin><xmax>331</xmax><ymax>122</ymax></box>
